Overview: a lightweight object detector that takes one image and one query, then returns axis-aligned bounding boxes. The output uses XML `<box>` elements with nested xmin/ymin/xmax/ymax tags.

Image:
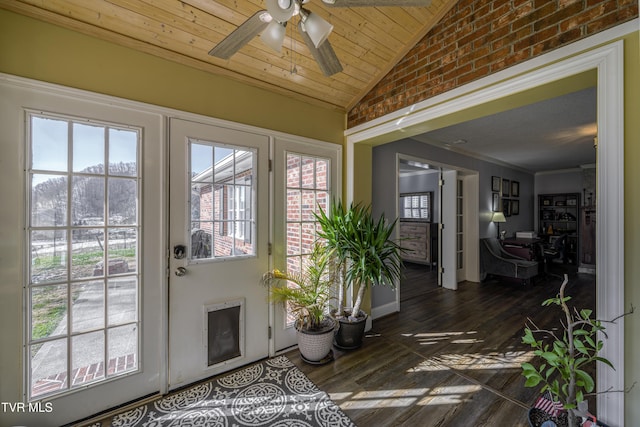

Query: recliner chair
<box><xmin>480</xmin><ymin>237</ymin><xmax>539</xmax><ymax>285</ymax></box>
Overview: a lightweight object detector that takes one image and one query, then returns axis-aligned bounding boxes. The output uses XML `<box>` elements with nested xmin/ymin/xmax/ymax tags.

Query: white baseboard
<box><xmin>578</xmin><ymin>266</ymin><xmax>596</xmax><ymax>275</ymax></box>
<box><xmin>371</xmin><ymin>302</ymin><xmax>399</xmax><ymax>321</ymax></box>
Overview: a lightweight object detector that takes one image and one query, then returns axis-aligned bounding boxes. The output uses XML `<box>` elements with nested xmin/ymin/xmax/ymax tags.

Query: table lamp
<box><xmin>492</xmin><ymin>212</ymin><xmax>506</xmax><ymax>239</ymax></box>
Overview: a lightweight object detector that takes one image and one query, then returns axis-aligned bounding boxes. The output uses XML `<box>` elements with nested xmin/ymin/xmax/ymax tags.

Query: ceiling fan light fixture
<box><xmin>259</xmin><ymin>11</ymin><xmax>273</xmax><ymax>23</ymax></box>
<box><xmin>266</xmin><ymin>0</ymin><xmax>296</xmax><ymax>22</ymax></box>
<box><xmin>261</xmin><ymin>20</ymin><xmax>287</xmax><ymax>52</ymax></box>
<box><xmin>300</xmin><ymin>9</ymin><xmax>333</xmax><ymax>48</ymax></box>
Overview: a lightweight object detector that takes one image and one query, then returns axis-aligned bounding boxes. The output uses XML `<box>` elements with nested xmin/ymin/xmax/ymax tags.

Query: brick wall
<box><xmin>347</xmin><ymin>0</ymin><xmax>637</xmax><ymax>128</ymax></box>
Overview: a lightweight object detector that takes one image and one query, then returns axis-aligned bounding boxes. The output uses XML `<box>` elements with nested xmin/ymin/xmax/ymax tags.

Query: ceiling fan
<box><xmin>208</xmin><ymin>0</ymin><xmax>431</xmax><ymax>77</ymax></box>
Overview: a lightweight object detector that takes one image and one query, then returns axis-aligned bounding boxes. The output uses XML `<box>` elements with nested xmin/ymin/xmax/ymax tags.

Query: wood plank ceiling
<box><xmin>1</xmin><ymin>0</ymin><xmax>457</xmax><ymax>111</ymax></box>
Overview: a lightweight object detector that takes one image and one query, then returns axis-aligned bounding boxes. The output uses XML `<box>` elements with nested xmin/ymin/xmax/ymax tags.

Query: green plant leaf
<box><xmin>595</xmin><ymin>356</ymin><xmax>615</xmax><ymax>370</ymax></box>
<box><xmin>541</xmin><ymin>351</ymin><xmax>560</xmax><ymax>364</ymax></box>
<box><xmin>525</xmin><ymin>376</ymin><xmax>541</xmax><ymax>387</ymax></box>
<box><xmin>574</xmin><ymin>338</ymin><xmax>589</xmax><ymax>355</ymax></box>
<box><xmin>553</xmin><ymin>340</ymin><xmax>567</xmax><ymax>356</ymax></box>
<box><xmin>545</xmin><ymin>366</ymin><xmax>556</xmax><ymax>380</ymax></box>
<box><xmin>584</xmin><ymin>335</ymin><xmax>596</xmax><ymax>349</ymax></box>
<box><xmin>574</xmin><ymin>357</ymin><xmax>588</xmax><ymax>369</ymax></box>
<box><xmin>580</xmin><ymin>309</ymin><xmax>593</xmax><ymax>319</ymax></box>
<box><xmin>575</xmin><ymin>369</ymin><xmax>595</xmax><ymax>392</ymax></box>
<box><xmin>522</xmin><ymin>329</ymin><xmax>536</xmax><ymax>345</ymax></box>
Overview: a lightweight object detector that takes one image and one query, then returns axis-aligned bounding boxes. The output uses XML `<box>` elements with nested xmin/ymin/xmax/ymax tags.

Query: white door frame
<box><xmin>395</xmin><ymin>153</ymin><xmax>480</xmax><ymax>283</ymax></box>
<box><xmin>345</xmin><ymin>28</ymin><xmax>628</xmax><ymax>425</ymax></box>
<box><xmin>270</xmin><ymin>136</ymin><xmax>342</xmax><ymax>355</ymax></box>
<box><xmin>0</xmin><ymin>75</ymin><xmax>166</xmax><ymax>427</ymax></box>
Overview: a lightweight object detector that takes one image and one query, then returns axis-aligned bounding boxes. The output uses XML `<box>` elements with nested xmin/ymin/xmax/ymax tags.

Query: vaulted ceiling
<box><xmin>1</xmin><ymin>0</ymin><xmax>457</xmax><ymax>111</ymax></box>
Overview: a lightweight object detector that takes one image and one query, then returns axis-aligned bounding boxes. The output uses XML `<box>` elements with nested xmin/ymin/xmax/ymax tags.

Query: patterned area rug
<box><xmin>110</xmin><ymin>355</ymin><xmax>355</xmax><ymax>427</ymax></box>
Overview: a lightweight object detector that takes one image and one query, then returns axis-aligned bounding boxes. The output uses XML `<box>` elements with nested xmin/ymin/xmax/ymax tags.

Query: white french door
<box><xmin>0</xmin><ymin>79</ymin><xmax>164</xmax><ymax>427</ymax></box>
<box><xmin>168</xmin><ymin>118</ymin><xmax>269</xmax><ymax>389</ymax></box>
<box><xmin>456</xmin><ymin>177</ymin><xmax>465</xmax><ymax>280</ymax></box>
<box><xmin>271</xmin><ymin>137</ymin><xmax>341</xmax><ymax>352</ymax></box>
<box><xmin>440</xmin><ymin>169</ymin><xmax>458</xmax><ymax>290</ymax></box>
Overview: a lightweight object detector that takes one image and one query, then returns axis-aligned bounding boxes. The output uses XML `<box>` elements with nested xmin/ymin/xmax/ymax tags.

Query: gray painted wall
<box><xmin>371</xmin><ymin>138</ymin><xmax>535</xmax><ymax>309</ymax></box>
<box><xmin>535</xmin><ymin>170</ymin><xmax>583</xmax><ymax>194</ymax></box>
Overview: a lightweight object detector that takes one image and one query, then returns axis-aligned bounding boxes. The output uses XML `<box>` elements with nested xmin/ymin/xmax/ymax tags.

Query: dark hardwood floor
<box><xmin>287</xmin><ymin>262</ymin><xmax>596</xmax><ymax>426</ymax></box>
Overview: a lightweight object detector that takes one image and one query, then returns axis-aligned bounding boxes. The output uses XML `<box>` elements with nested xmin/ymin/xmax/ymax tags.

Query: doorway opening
<box><xmin>350</xmin><ymin>40</ymin><xmax>624</xmax><ymax>424</ymax></box>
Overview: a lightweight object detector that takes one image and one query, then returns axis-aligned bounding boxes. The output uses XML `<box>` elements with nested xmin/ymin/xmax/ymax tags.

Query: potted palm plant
<box><xmin>521</xmin><ymin>274</ymin><xmax>620</xmax><ymax>427</ymax></box>
<box><xmin>262</xmin><ymin>243</ymin><xmax>337</xmax><ymax>364</ymax></box>
<box><xmin>315</xmin><ymin>200</ymin><xmax>403</xmax><ymax>349</ymax></box>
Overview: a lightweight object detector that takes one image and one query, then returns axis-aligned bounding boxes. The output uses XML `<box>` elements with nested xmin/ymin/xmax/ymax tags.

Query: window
<box><xmin>400</xmin><ymin>192</ymin><xmax>433</xmax><ymax>221</ymax></box>
<box><xmin>190</xmin><ymin>141</ymin><xmax>256</xmax><ymax>259</ymax></box>
<box><xmin>27</xmin><ymin>113</ymin><xmax>140</xmax><ymax>400</ymax></box>
<box><xmin>284</xmin><ymin>154</ymin><xmax>330</xmax><ymax>325</ymax></box>
<box><xmin>227</xmin><ymin>176</ymin><xmax>251</xmax><ymax>241</ymax></box>
<box><xmin>285</xmin><ymin>154</ymin><xmax>330</xmax><ymax>272</ymax></box>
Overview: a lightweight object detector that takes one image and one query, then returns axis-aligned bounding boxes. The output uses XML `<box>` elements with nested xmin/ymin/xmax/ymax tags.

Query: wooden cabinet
<box><xmin>399</xmin><ymin>221</ymin><xmax>431</xmax><ymax>264</ymax></box>
<box><xmin>538</xmin><ymin>193</ymin><xmax>580</xmax><ymax>264</ymax></box>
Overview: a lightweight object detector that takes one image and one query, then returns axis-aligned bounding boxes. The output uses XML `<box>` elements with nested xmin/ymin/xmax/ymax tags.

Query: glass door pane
<box><xmin>271</xmin><ymin>137</ymin><xmax>340</xmax><ymax>353</ymax></box>
<box><xmin>283</xmin><ymin>154</ymin><xmax>331</xmax><ymax>327</ymax></box>
<box><xmin>27</xmin><ymin>114</ymin><xmax>141</xmax><ymax>400</ymax></box>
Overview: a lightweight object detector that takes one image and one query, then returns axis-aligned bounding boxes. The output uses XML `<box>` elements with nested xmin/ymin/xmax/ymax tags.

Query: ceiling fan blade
<box><xmin>323</xmin><ymin>0</ymin><xmax>431</xmax><ymax>6</ymax></box>
<box><xmin>298</xmin><ymin>22</ymin><xmax>343</xmax><ymax>77</ymax></box>
<box><xmin>209</xmin><ymin>10</ymin><xmax>270</xmax><ymax>59</ymax></box>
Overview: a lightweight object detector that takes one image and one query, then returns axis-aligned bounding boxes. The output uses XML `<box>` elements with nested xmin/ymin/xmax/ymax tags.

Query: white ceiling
<box><xmin>407</xmin><ymin>87</ymin><xmax>597</xmax><ymax>173</ymax></box>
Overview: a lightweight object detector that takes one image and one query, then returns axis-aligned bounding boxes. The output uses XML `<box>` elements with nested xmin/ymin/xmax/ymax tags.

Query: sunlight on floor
<box><xmin>401</xmin><ymin>330</ymin><xmax>487</xmax><ymax>346</ymax></box>
<box><xmin>417</xmin><ymin>384</ymin><xmax>483</xmax><ymax>405</ymax></box>
<box><xmin>330</xmin><ymin>385</ymin><xmax>483</xmax><ymax>409</ymax></box>
<box><xmin>433</xmin><ymin>350</ymin><xmax>534</xmax><ymax>370</ymax></box>
<box><xmin>399</xmin><ymin>330</ymin><xmax>536</xmax><ymax>371</ymax></box>
<box><xmin>326</xmin><ymin>332</ymin><xmax>539</xmax><ymax>414</ymax></box>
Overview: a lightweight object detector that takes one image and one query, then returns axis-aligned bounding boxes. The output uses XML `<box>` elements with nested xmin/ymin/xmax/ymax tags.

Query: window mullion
<box><xmin>103</xmin><ymin>126</ymin><xmax>109</xmax><ymax>380</ymax></box>
<box><xmin>65</xmin><ymin>120</ymin><xmax>73</xmax><ymax>393</ymax></box>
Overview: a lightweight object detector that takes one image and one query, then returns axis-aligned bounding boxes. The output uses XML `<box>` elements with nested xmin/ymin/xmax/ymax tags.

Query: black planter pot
<box><xmin>334</xmin><ymin>310</ymin><xmax>367</xmax><ymax>350</ymax></box>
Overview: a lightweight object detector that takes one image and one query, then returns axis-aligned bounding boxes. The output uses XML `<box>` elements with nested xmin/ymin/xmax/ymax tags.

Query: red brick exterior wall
<box><xmin>195</xmin><ymin>168</ymin><xmax>254</xmax><ymax>257</ymax></box>
<box><xmin>347</xmin><ymin>0</ymin><xmax>638</xmax><ymax>128</ymax></box>
<box><xmin>194</xmin><ymin>155</ymin><xmax>330</xmax><ymax>261</ymax></box>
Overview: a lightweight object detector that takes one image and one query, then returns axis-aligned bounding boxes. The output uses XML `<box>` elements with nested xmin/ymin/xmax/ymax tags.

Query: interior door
<box><xmin>168</xmin><ymin>118</ymin><xmax>269</xmax><ymax>389</ymax></box>
<box><xmin>456</xmin><ymin>177</ymin><xmax>465</xmax><ymax>281</ymax></box>
<box><xmin>271</xmin><ymin>137</ymin><xmax>340</xmax><ymax>352</ymax></box>
<box><xmin>440</xmin><ymin>169</ymin><xmax>458</xmax><ymax>290</ymax></box>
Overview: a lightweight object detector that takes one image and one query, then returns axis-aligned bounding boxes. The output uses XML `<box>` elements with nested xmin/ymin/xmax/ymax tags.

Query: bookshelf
<box><xmin>538</xmin><ymin>193</ymin><xmax>580</xmax><ymax>264</ymax></box>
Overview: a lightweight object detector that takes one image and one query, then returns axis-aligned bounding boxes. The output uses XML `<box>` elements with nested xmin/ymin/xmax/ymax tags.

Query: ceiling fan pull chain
<box><xmin>290</xmin><ymin>17</ymin><xmax>298</xmax><ymax>74</ymax></box>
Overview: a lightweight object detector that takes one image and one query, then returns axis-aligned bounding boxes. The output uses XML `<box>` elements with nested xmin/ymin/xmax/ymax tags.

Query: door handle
<box><xmin>174</xmin><ymin>245</ymin><xmax>186</xmax><ymax>259</ymax></box>
<box><xmin>175</xmin><ymin>267</ymin><xmax>187</xmax><ymax>277</ymax></box>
